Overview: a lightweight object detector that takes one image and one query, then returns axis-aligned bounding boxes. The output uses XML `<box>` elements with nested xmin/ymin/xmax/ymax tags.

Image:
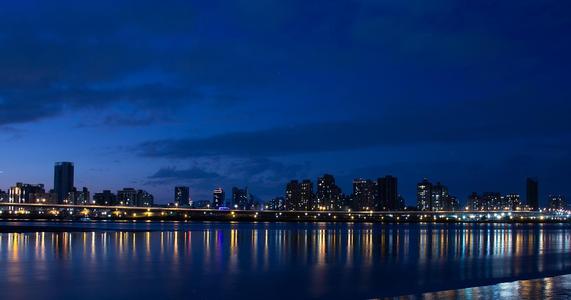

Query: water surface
<box><xmin>1</xmin><ymin>221</ymin><xmax>571</xmax><ymax>299</ymax></box>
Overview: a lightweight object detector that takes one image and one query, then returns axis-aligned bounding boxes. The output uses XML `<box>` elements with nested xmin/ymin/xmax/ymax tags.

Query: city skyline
<box><xmin>1</xmin><ymin>2</ymin><xmax>570</xmax><ymax>299</ymax></box>
<box><xmin>1</xmin><ymin>1</ymin><xmax>570</xmax><ymax>206</ymax></box>
<box><xmin>0</xmin><ymin>161</ymin><xmax>564</xmax><ymax>210</ymax></box>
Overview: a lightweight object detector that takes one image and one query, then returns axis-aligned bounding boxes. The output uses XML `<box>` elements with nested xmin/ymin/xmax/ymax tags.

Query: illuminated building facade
<box><xmin>417</xmin><ymin>179</ymin><xmax>432</xmax><ymax>211</ymax></box>
<box><xmin>316</xmin><ymin>174</ymin><xmax>342</xmax><ymax>210</ymax></box>
<box><xmin>352</xmin><ymin>178</ymin><xmax>377</xmax><ymax>211</ymax></box>
<box><xmin>212</xmin><ymin>187</ymin><xmax>225</xmax><ymax>208</ymax></box>
<box><xmin>299</xmin><ymin>180</ymin><xmax>314</xmax><ymax>211</ymax></box>
<box><xmin>9</xmin><ymin>183</ymin><xmax>46</xmax><ymax>203</ymax></box>
<box><xmin>285</xmin><ymin>180</ymin><xmax>300</xmax><ymax>211</ymax></box>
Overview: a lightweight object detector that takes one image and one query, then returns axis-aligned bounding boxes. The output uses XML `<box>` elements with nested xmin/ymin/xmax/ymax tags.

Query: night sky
<box><xmin>1</xmin><ymin>0</ymin><xmax>570</xmax><ymax>205</ymax></box>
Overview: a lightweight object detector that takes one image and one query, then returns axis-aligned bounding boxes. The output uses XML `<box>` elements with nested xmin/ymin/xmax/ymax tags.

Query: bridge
<box><xmin>0</xmin><ymin>202</ymin><xmax>568</xmax><ymax>223</ymax></box>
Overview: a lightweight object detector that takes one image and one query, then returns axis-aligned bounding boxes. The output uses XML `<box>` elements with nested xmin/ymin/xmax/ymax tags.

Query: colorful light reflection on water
<box><xmin>1</xmin><ymin>222</ymin><xmax>571</xmax><ymax>299</ymax></box>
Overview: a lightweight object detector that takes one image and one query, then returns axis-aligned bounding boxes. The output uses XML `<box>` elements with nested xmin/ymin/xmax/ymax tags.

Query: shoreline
<box><xmin>408</xmin><ymin>272</ymin><xmax>571</xmax><ymax>299</ymax></box>
<box><xmin>0</xmin><ymin>214</ymin><xmax>568</xmax><ymax>224</ymax></box>
<box><xmin>0</xmin><ymin>218</ymin><xmax>570</xmax><ymax>234</ymax></box>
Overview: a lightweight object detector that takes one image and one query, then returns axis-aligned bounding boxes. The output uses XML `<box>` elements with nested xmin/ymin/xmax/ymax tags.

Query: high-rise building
<box><xmin>504</xmin><ymin>193</ymin><xmax>521</xmax><ymax>211</ymax></box>
<box><xmin>285</xmin><ymin>180</ymin><xmax>301</xmax><ymax>211</ymax></box>
<box><xmin>316</xmin><ymin>174</ymin><xmax>342</xmax><ymax>211</ymax></box>
<box><xmin>0</xmin><ymin>190</ymin><xmax>7</xmax><ymax>202</ymax></box>
<box><xmin>526</xmin><ymin>178</ymin><xmax>539</xmax><ymax>211</ymax></box>
<box><xmin>54</xmin><ymin>162</ymin><xmax>74</xmax><ymax>204</ymax></box>
<box><xmin>136</xmin><ymin>190</ymin><xmax>154</xmax><ymax>207</ymax></box>
<box><xmin>548</xmin><ymin>194</ymin><xmax>567</xmax><ymax>210</ymax></box>
<box><xmin>73</xmin><ymin>187</ymin><xmax>91</xmax><ymax>205</ymax></box>
<box><xmin>174</xmin><ymin>186</ymin><xmax>190</xmax><ymax>206</ymax></box>
<box><xmin>117</xmin><ymin>188</ymin><xmax>138</xmax><ymax>206</ymax></box>
<box><xmin>417</xmin><ymin>179</ymin><xmax>432</xmax><ymax>211</ymax></box>
<box><xmin>93</xmin><ymin>190</ymin><xmax>116</xmax><ymax>206</ymax></box>
<box><xmin>481</xmin><ymin>192</ymin><xmax>502</xmax><ymax>211</ymax></box>
<box><xmin>299</xmin><ymin>180</ymin><xmax>314</xmax><ymax>211</ymax></box>
<box><xmin>444</xmin><ymin>195</ymin><xmax>460</xmax><ymax>211</ymax></box>
<box><xmin>212</xmin><ymin>187</ymin><xmax>225</xmax><ymax>208</ymax></box>
<box><xmin>267</xmin><ymin>197</ymin><xmax>285</xmax><ymax>210</ymax></box>
<box><xmin>377</xmin><ymin>175</ymin><xmax>399</xmax><ymax>211</ymax></box>
<box><xmin>352</xmin><ymin>178</ymin><xmax>376</xmax><ymax>211</ymax></box>
<box><xmin>431</xmin><ymin>182</ymin><xmax>449</xmax><ymax>211</ymax></box>
<box><xmin>467</xmin><ymin>192</ymin><xmax>482</xmax><ymax>211</ymax></box>
<box><xmin>9</xmin><ymin>183</ymin><xmax>46</xmax><ymax>203</ymax></box>
<box><xmin>232</xmin><ymin>187</ymin><xmax>252</xmax><ymax>210</ymax></box>
<box><xmin>468</xmin><ymin>192</ymin><xmax>520</xmax><ymax>211</ymax></box>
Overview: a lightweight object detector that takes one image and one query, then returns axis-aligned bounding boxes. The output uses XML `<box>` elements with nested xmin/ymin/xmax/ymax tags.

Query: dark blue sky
<box><xmin>1</xmin><ymin>0</ymin><xmax>570</xmax><ymax>205</ymax></box>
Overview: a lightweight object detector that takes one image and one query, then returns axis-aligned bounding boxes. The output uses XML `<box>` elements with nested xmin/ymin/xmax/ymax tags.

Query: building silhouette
<box><xmin>526</xmin><ymin>178</ymin><xmax>539</xmax><ymax>211</ymax></box>
<box><xmin>174</xmin><ymin>186</ymin><xmax>190</xmax><ymax>206</ymax></box>
<box><xmin>117</xmin><ymin>188</ymin><xmax>138</xmax><ymax>206</ymax></box>
<box><xmin>377</xmin><ymin>175</ymin><xmax>399</xmax><ymax>211</ymax></box>
<box><xmin>232</xmin><ymin>187</ymin><xmax>252</xmax><ymax>210</ymax></box>
<box><xmin>548</xmin><ymin>194</ymin><xmax>566</xmax><ymax>210</ymax></box>
<box><xmin>54</xmin><ymin>162</ymin><xmax>74</xmax><ymax>204</ymax></box>
<box><xmin>71</xmin><ymin>187</ymin><xmax>91</xmax><ymax>205</ymax></box>
<box><xmin>9</xmin><ymin>183</ymin><xmax>46</xmax><ymax>203</ymax></box>
<box><xmin>267</xmin><ymin>196</ymin><xmax>285</xmax><ymax>210</ymax></box>
<box><xmin>285</xmin><ymin>180</ymin><xmax>301</xmax><ymax>211</ymax></box>
<box><xmin>212</xmin><ymin>187</ymin><xmax>225</xmax><ymax>208</ymax></box>
<box><xmin>316</xmin><ymin>174</ymin><xmax>342</xmax><ymax>210</ymax></box>
<box><xmin>0</xmin><ymin>190</ymin><xmax>7</xmax><ymax>202</ymax></box>
<box><xmin>417</xmin><ymin>179</ymin><xmax>432</xmax><ymax>211</ymax></box>
<box><xmin>299</xmin><ymin>180</ymin><xmax>314</xmax><ymax>211</ymax></box>
<box><xmin>93</xmin><ymin>190</ymin><xmax>116</xmax><ymax>206</ymax></box>
<box><xmin>352</xmin><ymin>178</ymin><xmax>377</xmax><ymax>211</ymax></box>
<box><xmin>431</xmin><ymin>182</ymin><xmax>449</xmax><ymax>211</ymax></box>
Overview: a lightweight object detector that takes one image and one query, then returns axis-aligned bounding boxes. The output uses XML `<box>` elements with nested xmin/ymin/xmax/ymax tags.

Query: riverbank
<box><xmin>411</xmin><ymin>273</ymin><xmax>571</xmax><ymax>299</ymax></box>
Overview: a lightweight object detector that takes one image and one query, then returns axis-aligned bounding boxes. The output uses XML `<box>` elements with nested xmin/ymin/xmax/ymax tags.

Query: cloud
<box><xmin>145</xmin><ymin>157</ymin><xmax>310</xmax><ymax>200</ymax></box>
<box><xmin>149</xmin><ymin>167</ymin><xmax>220</xmax><ymax>180</ymax></box>
<box><xmin>137</xmin><ymin>98</ymin><xmax>571</xmax><ymax>158</ymax></box>
<box><xmin>1</xmin><ymin>0</ymin><xmax>570</xmax><ymax>129</ymax></box>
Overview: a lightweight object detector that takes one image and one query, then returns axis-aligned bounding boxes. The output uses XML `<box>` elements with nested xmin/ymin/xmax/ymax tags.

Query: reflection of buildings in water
<box><xmin>420</xmin><ymin>271</ymin><xmax>561</xmax><ymax>299</ymax></box>
<box><xmin>346</xmin><ymin>228</ymin><xmax>353</xmax><ymax>266</ymax></box>
<box><xmin>229</xmin><ymin>229</ymin><xmax>238</xmax><ymax>273</ymax></box>
<box><xmin>145</xmin><ymin>232</ymin><xmax>151</xmax><ymax>257</ymax></box>
<box><xmin>264</xmin><ymin>229</ymin><xmax>269</xmax><ymax>271</ymax></box>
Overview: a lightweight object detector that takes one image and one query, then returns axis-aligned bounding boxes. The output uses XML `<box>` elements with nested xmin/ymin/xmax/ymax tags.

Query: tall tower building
<box><xmin>417</xmin><ymin>178</ymin><xmax>432</xmax><ymax>211</ymax></box>
<box><xmin>431</xmin><ymin>182</ymin><xmax>449</xmax><ymax>211</ymax></box>
<box><xmin>212</xmin><ymin>187</ymin><xmax>225</xmax><ymax>208</ymax></box>
<box><xmin>377</xmin><ymin>175</ymin><xmax>399</xmax><ymax>211</ymax></box>
<box><xmin>285</xmin><ymin>180</ymin><xmax>301</xmax><ymax>211</ymax></box>
<box><xmin>174</xmin><ymin>186</ymin><xmax>190</xmax><ymax>206</ymax></box>
<box><xmin>299</xmin><ymin>180</ymin><xmax>314</xmax><ymax>211</ymax></box>
<box><xmin>352</xmin><ymin>178</ymin><xmax>376</xmax><ymax>211</ymax></box>
<box><xmin>526</xmin><ymin>178</ymin><xmax>539</xmax><ymax>211</ymax></box>
<box><xmin>54</xmin><ymin>162</ymin><xmax>74</xmax><ymax>204</ymax></box>
<box><xmin>232</xmin><ymin>187</ymin><xmax>251</xmax><ymax>210</ymax></box>
<box><xmin>316</xmin><ymin>174</ymin><xmax>342</xmax><ymax>211</ymax></box>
